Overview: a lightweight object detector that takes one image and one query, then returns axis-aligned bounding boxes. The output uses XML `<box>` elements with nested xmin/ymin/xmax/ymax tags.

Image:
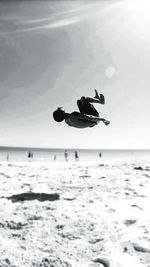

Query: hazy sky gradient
<box><xmin>0</xmin><ymin>0</ymin><xmax>150</xmax><ymax>149</ymax></box>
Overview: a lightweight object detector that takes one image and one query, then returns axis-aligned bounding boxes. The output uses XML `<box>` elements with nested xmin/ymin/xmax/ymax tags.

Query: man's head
<box><xmin>53</xmin><ymin>107</ymin><xmax>66</xmax><ymax>122</ymax></box>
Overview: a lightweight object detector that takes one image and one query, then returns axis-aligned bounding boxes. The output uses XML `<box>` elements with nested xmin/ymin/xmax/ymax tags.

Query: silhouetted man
<box><xmin>53</xmin><ymin>90</ymin><xmax>110</xmax><ymax>128</ymax></box>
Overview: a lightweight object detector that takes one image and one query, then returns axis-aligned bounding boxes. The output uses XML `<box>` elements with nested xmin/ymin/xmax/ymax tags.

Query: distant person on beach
<box><xmin>28</xmin><ymin>151</ymin><xmax>33</xmax><ymax>159</ymax></box>
<box><xmin>64</xmin><ymin>150</ymin><xmax>68</xmax><ymax>161</ymax></box>
<box><xmin>53</xmin><ymin>90</ymin><xmax>110</xmax><ymax>128</ymax></box>
<box><xmin>99</xmin><ymin>152</ymin><xmax>102</xmax><ymax>158</ymax></box>
<box><xmin>75</xmin><ymin>151</ymin><xmax>79</xmax><ymax>161</ymax></box>
<box><xmin>7</xmin><ymin>153</ymin><xmax>9</xmax><ymax>161</ymax></box>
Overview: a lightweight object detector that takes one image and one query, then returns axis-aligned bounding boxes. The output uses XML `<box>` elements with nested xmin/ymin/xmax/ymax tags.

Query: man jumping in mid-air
<box><xmin>53</xmin><ymin>89</ymin><xmax>110</xmax><ymax>128</ymax></box>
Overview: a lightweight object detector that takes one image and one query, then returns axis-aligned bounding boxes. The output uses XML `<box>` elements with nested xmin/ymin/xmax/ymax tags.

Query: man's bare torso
<box><xmin>65</xmin><ymin>112</ymin><xmax>99</xmax><ymax>128</ymax></box>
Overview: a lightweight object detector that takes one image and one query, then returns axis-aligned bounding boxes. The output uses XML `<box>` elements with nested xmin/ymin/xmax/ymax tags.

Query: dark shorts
<box><xmin>77</xmin><ymin>97</ymin><xmax>99</xmax><ymax>117</ymax></box>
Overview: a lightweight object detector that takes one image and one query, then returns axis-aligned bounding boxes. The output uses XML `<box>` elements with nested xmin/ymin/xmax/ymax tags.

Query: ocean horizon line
<box><xmin>0</xmin><ymin>146</ymin><xmax>150</xmax><ymax>151</ymax></box>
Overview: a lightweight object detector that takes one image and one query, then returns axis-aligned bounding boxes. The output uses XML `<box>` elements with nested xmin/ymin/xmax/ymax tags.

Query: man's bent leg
<box><xmin>77</xmin><ymin>99</ymin><xmax>99</xmax><ymax>117</ymax></box>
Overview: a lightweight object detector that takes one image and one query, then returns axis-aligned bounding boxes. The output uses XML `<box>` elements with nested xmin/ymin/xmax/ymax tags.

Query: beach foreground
<box><xmin>0</xmin><ymin>160</ymin><xmax>150</xmax><ymax>267</ymax></box>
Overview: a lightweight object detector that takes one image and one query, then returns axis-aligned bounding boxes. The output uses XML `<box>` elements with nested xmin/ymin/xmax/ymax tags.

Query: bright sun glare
<box><xmin>122</xmin><ymin>0</ymin><xmax>150</xmax><ymax>43</ymax></box>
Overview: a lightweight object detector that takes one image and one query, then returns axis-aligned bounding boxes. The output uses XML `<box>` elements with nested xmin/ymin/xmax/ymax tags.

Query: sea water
<box><xmin>0</xmin><ymin>147</ymin><xmax>150</xmax><ymax>163</ymax></box>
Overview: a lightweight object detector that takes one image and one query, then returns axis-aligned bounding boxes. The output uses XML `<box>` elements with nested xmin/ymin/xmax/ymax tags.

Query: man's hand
<box><xmin>103</xmin><ymin>120</ymin><xmax>110</xmax><ymax>126</ymax></box>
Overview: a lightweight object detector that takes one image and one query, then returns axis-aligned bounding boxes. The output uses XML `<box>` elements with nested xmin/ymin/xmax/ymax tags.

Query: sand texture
<box><xmin>0</xmin><ymin>160</ymin><xmax>150</xmax><ymax>267</ymax></box>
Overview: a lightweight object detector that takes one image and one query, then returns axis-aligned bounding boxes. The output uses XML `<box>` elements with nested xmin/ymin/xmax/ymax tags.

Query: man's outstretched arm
<box><xmin>78</xmin><ymin>114</ymin><xmax>110</xmax><ymax>126</ymax></box>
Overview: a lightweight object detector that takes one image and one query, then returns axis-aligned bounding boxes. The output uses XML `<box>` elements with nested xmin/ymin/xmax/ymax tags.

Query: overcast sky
<box><xmin>0</xmin><ymin>0</ymin><xmax>150</xmax><ymax>149</ymax></box>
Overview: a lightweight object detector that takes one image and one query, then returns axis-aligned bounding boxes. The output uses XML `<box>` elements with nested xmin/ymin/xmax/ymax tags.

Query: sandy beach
<box><xmin>0</xmin><ymin>160</ymin><xmax>150</xmax><ymax>267</ymax></box>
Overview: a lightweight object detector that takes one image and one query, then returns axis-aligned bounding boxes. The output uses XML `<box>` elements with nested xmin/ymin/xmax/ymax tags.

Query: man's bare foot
<box><xmin>94</xmin><ymin>89</ymin><xmax>105</xmax><ymax>104</ymax></box>
<box><xmin>99</xmin><ymin>94</ymin><xmax>105</xmax><ymax>104</ymax></box>
<box><xmin>94</xmin><ymin>89</ymin><xmax>99</xmax><ymax>99</ymax></box>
